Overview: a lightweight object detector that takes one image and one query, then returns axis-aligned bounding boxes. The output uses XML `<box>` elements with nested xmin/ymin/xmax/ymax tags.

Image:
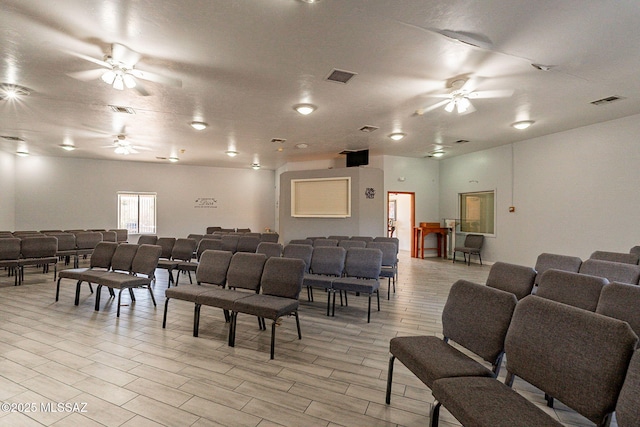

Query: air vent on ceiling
<box><xmin>326</xmin><ymin>69</ymin><xmax>357</xmax><ymax>84</ymax></box>
<box><xmin>270</xmin><ymin>138</ymin><xmax>286</xmax><ymax>143</ymax></box>
<box><xmin>359</xmin><ymin>125</ymin><xmax>379</xmax><ymax>133</ymax></box>
<box><xmin>591</xmin><ymin>96</ymin><xmax>625</xmax><ymax>106</ymax></box>
<box><xmin>1</xmin><ymin>135</ymin><xmax>24</xmax><ymax>141</ymax></box>
<box><xmin>108</xmin><ymin>105</ymin><xmax>136</xmax><ymax>114</ymax></box>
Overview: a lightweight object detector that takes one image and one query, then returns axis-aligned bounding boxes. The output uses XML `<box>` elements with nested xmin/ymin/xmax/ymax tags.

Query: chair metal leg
<box><xmin>367</xmin><ymin>294</ymin><xmax>371</xmax><ymax>323</ymax></box>
<box><xmin>430</xmin><ymin>401</ymin><xmax>441</xmax><ymax>427</ymax></box>
<box><xmin>270</xmin><ymin>320</ymin><xmax>277</xmax><ymax>359</ymax></box>
<box><xmin>116</xmin><ymin>289</ymin><xmax>123</xmax><ymax>317</ymax></box>
<box><xmin>295</xmin><ymin>311</ymin><xmax>302</xmax><ymax>339</ymax></box>
<box><xmin>194</xmin><ymin>304</ymin><xmax>201</xmax><ymax>337</ymax></box>
<box><xmin>147</xmin><ymin>286</ymin><xmax>156</xmax><ymax>306</ymax></box>
<box><xmin>326</xmin><ymin>290</ymin><xmax>332</xmax><ymax>316</ymax></box>
<box><xmin>129</xmin><ymin>288</ymin><xmax>135</xmax><ymax>301</ymax></box>
<box><xmin>74</xmin><ymin>280</ymin><xmax>82</xmax><ymax>305</ymax></box>
<box><xmin>385</xmin><ymin>355</ymin><xmax>396</xmax><ymax>404</ymax></box>
<box><xmin>377</xmin><ymin>289</ymin><xmax>380</xmax><ymax>311</ymax></box>
<box><xmin>56</xmin><ymin>278</ymin><xmax>62</xmax><ymax>301</ymax></box>
<box><xmin>187</xmin><ymin>270</ymin><xmax>192</xmax><ymax>284</ymax></box>
<box><xmin>162</xmin><ymin>298</ymin><xmax>170</xmax><ymax>328</ymax></box>
<box><xmin>228</xmin><ymin>312</ymin><xmax>237</xmax><ymax>346</ymax></box>
<box><xmin>94</xmin><ymin>285</ymin><xmax>102</xmax><ymax>311</ymax></box>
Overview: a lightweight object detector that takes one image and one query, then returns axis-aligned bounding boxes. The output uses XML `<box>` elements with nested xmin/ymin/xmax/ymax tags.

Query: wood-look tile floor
<box><xmin>0</xmin><ymin>253</ymin><xmax>611</xmax><ymax>426</ymax></box>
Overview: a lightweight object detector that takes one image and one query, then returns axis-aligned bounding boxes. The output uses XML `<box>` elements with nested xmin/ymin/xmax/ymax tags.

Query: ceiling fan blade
<box><xmin>131</xmin><ymin>79</ymin><xmax>150</xmax><ymax>96</ymax></box>
<box><xmin>415</xmin><ymin>99</ymin><xmax>450</xmax><ymax>115</ymax></box>
<box><xmin>111</xmin><ymin>43</ymin><xmax>141</xmax><ymax>66</ymax></box>
<box><xmin>469</xmin><ymin>89</ymin><xmax>514</xmax><ymax>99</ymax></box>
<box><xmin>67</xmin><ymin>68</ymin><xmax>107</xmax><ymax>81</ymax></box>
<box><xmin>459</xmin><ymin>101</ymin><xmax>477</xmax><ymax>115</ymax></box>
<box><xmin>62</xmin><ymin>49</ymin><xmax>111</xmax><ymax>68</ymax></box>
<box><xmin>128</xmin><ymin>148</ymin><xmax>140</xmax><ymax>154</ymax></box>
<box><xmin>131</xmin><ymin>145</ymin><xmax>152</xmax><ymax>151</ymax></box>
<box><xmin>131</xmin><ymin>69</ymin><xmax>182</xmax><ymax>87</ymax></box>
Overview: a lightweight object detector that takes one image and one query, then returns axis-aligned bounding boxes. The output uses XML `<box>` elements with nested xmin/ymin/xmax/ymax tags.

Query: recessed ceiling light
<box><xmin>299</xmin><ymin>0</ymin><xmax>320</xmax><ymax>3</ymax></box>
<box><xmin>388</xmin><ymin>132</ymin><xmax>406</xmax><ymax>141</ymax></box>
<box><xmin>59</xmin><ymin>143</ymin><xmax>76</xmax><ymax>151</ymax></box>
<box><xmin>293</xmin><ymin>104</ymin><xmax>316</xmax><ymax>115</ymax></box>
<box><xmin>431</xmin><ymin>150</ymin><xmax>445</xmax><ymax>158</ymax></box>
<box><xmin>190</xmin><ymin>121</ymin><xmax>208</xmax><ymax>130</ymax></box>
<box><xmin>251</xmin><ymin>163</ymin><xmax>261</xmax><ymax>170</ymax></box>
<box><xmin>295</xmin><ymin>143</ymin><xmax>309</xmax><ymax>149</ymax></box>
<box><xmin>168</xmin><ymin>156</ymin><xmax>179</xmax><ymax>162</ymax></box>
<box><xmin>225</xmin><ymin>150</ymin><xmax>238</xmax><ymax>157</ymax></box>
<box><xmin>511</xmin><ymin>120</ymin><xmax>534</xmax><ymax>130</ymax></box>
<box><xmin>16</xmin><ymin>149</ymin><xmax>29</xmax><ymax>157</ymax></box>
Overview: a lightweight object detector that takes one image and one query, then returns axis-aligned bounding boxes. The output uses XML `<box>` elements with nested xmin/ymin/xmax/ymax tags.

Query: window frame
<box><xmin>458</xmin><ymin>189</ymin><xmax>496</xmax><ymax>236</ymax></box>
<box><xmin>117</xmin><ymin>192</ymin><xmax>157</xmax><ymax>235</ymax></box>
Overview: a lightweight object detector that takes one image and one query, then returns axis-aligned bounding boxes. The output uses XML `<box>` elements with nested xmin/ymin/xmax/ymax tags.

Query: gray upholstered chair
<box><xmin>429</xmin><ymin>296</ymin><xmax>638</xmax><ymax>427</ymax></box>
<box><xmin>100</xmin><ymin>230</ymin><xmax>117</xmax><ymax>242</ymax></box>
<box><xmin>289</xmin><ymin>239</ymin><xmax>313</xmax><ymax>246</ymax></box>
<box><xmin>373</xmin><ymin>236</ymin><xmax>400</xmax><ymax>281</ymax></box>
<box><xmin>17</xmin><ymin>236</ymin><xmax>58</xmax><ymax>285</ymax></box>
<box><xmin>236</xmin><ymin>235</ymin><xmax>260</xmax><ymax>253</ymax></box>
<box><xmin>630</xmin><ymin>246</ymin><xmax>640</xmax><ymax>256</ymax></box>
<box><xmin>173</xmin><ymin>239</ymin><xmax>224</xmax><ymax>283</ymax></box>
<box><xmin>338</xmin><ymin>240</ymin><xmax>366</xmax><ymax>250</ymax></box>
<box><xmin>452</xmin><ymin>234</ymin><xmax>484</xmax><ymax>265</ymax></box>
<box><xmin>110</xmin><ymin>229</ymin><xmax>128</xmax><ymax>242</ymax></box>
<box><xmin>331</xmin><ymin>247</ymin><xmax>382</xmax><ymax>322</ymax></box>
<box><xmin>74</xmin><ymin>231</ymin><xmax>103</xmax><ymax>266</ymax></box>
<box><xmin>616</xmin><ymin>349</ymin><xmax>640</xmax><ymax>427</ymax></box>
<box><xmin>157</xmin><ymin>238</ymin><xmax>197</xmax><ymax>287</ymax></box>
<box><xmin>236</xmin><ymin>228</ymin><xmax>251</xmax><ymax>233</ymax></box>
<box><xmin>163</xmin><ymin>249</ymin><xmax>234</xmax><ymax>329</ymax></box>
<box><xmin>485</xmin><ymin>262</ymin><xmax>537</xmax><ymax>300</ymax></box>
<box><xmin>579</xmin><ymin>258</ymin><xmax>640</xmax><ymax>285</ymax></box>
<box><xmin>156</xmin><ymin>237</ymin><xmax>176</xmax><ymax>260</ymax></box>
<box><xmin>256</xmin><ymin>242</ymin><xmax>283</xmax><ymax>259</ymax></box>
<box><xmin>260</xmin><ymin>233</ymin><xmax>279</xmax><ymax>243</ymax></box>
<box><xmin>328</xmin><ymin>235</ymin><xmax>349</xmax><ymax>241</ymax></box>
<box><xmin>231</xmin><ymin>257</ymin><xmax>306</xmax><ymax>359</ymax></box>
<box><xmin>48</xmin><ymin>232</ymin><xmax>77</xmax><ymax>266</ymax></box>
<box><xmin>590</xmin><ymin>250</ymin><xmax>639</xmax><ymax>265</ymax></box>
<box><xmin>205</xmin><ymin>226</ymin><xmax>222</xmax><ymax>234</ymax></box>
<box><xmin>221</xmin><ymin>234</ymin><xmax>240</xmax><ymax>253</ymax></box>
<box><xmin>282</xmin><ymin>244</ymin><xmax>313</xmax><ymax>273</ymax></box>
<box><xmin>0</xmin><ymin>237</ymin><xmax>22</xmax><ymax>286</ymax></box>
<box><xmin>303</xmin><ymin>246</ymin><xmax>346</xmax><ymax>315</ymax></box>
<box><xmin>312</xmin><ymin>238</ymin><xmax>338</xmax><ymax>247</ymax></box>
<box><xmin>350</xmin><ymin>236</ymin><xmax>374</xmax><ymax>243</ymax></box>
<box><xmin>386</xmin><ymin>279</ymin><xmax>517</xmax><ymax>407</ymax></box>
<box><xmin>533</xmin><ymin>252</ymin><xmax>583</xmax><ymax>286</ymax></box>
<box><xmin>367</xmin><ymin>241</ymin><xmax>398</xmax><ymax>299</ymax></box>
<box><xmin>137</xmin><ymin>234</ymin><xmax>158</xmax><ymax>245</ymax></box>
<box><xmin>80</xmin><ymin>243</ymin><xmax>139</xmax><ymax>304</ymax></box>
<box><xmin>596</xmin><ymin>282</ymin><xmax>640</xmax><ymax>348</ymax></box>
<box><xmin>536</xmin><ymin>269</ymin><xmax>608</xmax><ymax>312</ymax></box>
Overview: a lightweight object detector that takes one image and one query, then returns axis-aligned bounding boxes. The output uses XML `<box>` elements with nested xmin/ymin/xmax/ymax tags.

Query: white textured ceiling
<box><xmin>2</xmin><ymin>0</ymin><xmax>640</xmax><ymax>169</ymax></box>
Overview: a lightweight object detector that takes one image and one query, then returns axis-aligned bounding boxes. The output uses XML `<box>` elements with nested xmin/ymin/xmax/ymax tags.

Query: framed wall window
<box><xmin>291</xmin><ymin>177</ymin><xmax>351</xmax><ymax>218</ymax></box>
<box><xmin>118</xmin><ymin>192</ymin><xmax>157</xmax><ymax>234</ymax></box>
<box><xmin>459</xmin><ymin>190</ymin><xmax>495</xmax><ymax>235</ymax></box>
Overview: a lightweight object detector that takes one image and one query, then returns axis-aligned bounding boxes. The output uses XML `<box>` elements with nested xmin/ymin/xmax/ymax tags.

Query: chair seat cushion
<box><xmin>431</xmin><ymin>376</ymin><xmax>563</xmax><ymax>427</ymax></box>
<box><xmin>332</xmin><ymin>277</ymin><xmax>379</xmax><ymax>293</ymax></box>
<box><xmin>196</xmin><ymin>288</ymin><xmax>255</xmax><ymax>311</ymax></box>
<box><xmin>303</xmin><ymin>273</ymin><xmax>335</xmax><ymax>290</ymax></box>
<box><xmin>390</xmin><ymin>336</ymin><xmax>494</xmax><ymax>388</ymax></box>
<box><xmin>165</xmin><ymin>284</ymin><xmax>217</xmax><ymax>303</ymax></box>
<box><xmin>59</xmin><ymin>267</ymin><xmax>106</xmax><ymax>281</ymax></box>
<box><xmin>157</xmin><ymin>260</ymin><xmax>179</xmax><ymax>269</ymax></box>
<box><xmin>19</xmin><ymin>256</ymin><xmax>58</xmax><ymax>266</ymax></box>
<box><xmin>95</xmin><ymin>272</ymin><xmax>152</xmax><ymax>289</ymax></box>
<box><xmin>177</xmin><ymin>261</ymin><xmax>198</xmax><ymax>272</ymax></box>
<box><xmin>454</xmin><ymin>246</ymin><xmax>480</xmax><ymax>253</ymax></box>
<box><xmin>233</xmin><ymin>294</ymin><xmax>299</xmax><ymax>320</ymax></box>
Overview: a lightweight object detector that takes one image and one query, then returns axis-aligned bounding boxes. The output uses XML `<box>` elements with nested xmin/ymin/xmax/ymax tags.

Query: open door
<box><xmin>387</xmin><ymin>192</ymin><xmax>415</xmax><ymax>252</ymax></box>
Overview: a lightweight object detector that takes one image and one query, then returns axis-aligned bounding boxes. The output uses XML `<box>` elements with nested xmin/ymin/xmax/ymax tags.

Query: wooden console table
<box><xmin>412</xmin><ymin>222</ymin><xmax>448</xmax><ymax>259</ymax></box>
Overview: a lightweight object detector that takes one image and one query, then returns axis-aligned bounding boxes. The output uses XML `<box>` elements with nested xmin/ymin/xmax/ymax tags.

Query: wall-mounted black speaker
<box><xmin>346</xmin><ymin>149</ymin><xmax>369</xmax><ymax>167</ymax></box>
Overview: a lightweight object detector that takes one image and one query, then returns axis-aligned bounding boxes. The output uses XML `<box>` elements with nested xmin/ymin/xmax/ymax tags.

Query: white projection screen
<box><xmin>291</xmin><ymin>177</ymin><xmax>351</xmax><ymax>218</ymax></box>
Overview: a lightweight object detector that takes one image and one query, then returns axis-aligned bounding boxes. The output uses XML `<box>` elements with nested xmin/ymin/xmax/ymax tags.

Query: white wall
<box><xmin>13</xmin><ymin>156</ymin><xmax>276</xmax><ymax>237</ymax></box>
<box><xmin>439</xmin><ymin>114</ymin><xmax>640</xmax><ymax>266</ymax></box>
<box><xmin>0</xmin><ymin>151</ymin><xmax>16</xmax><ymax>231</ymax></box>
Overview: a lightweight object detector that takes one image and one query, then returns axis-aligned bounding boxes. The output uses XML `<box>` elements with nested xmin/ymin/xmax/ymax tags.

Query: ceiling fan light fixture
<box><xmin>512</xmin><ymin>120</ymin><xmax>534</xmax><ymax>130</ymax></box>
<box><xmin>251</xmin><ymin>163</ymin><xmax>261</xmax><ymax>170</ymax></box>
<box><xmin>101</xmin><ymin>70</ymin><xmax>116</xmax><ymax>85</ymax></box>
<box><xmin>168</xmin><ymin>156</ymin><xmax>179</xmax><ymax>162</ymax></box>
<box><xmin>190</xmin><ymin>121</ymin><xmax>208</xmax><ymax>130</ymax></box>
<box><xmin>388</xmin><ymin>132</ymin><xmax>406</xmax><ymax>141</ymax></box>
<box><xmin>59</xmin><ymin>143</ymin><xmax>76</xmax><ymax>151</ymax></box>
<box><xmin>444</xmin><ymin>100</ymin><xmax>456</xmax><ymax>113</ymax></box>
<box><xmin>431</xmin><ymin>150</ymin><xmax>445</xmax><ymax>158</ymax></box>
<box><xmin>122</xmin><ymin>73</ymin><xmax>136</xmax><ymax>88</ymax></box>
<box><xmin>225</xmin><ymin>150</ymin><xmax>238</xmax><ymax>157</ymax></box>
<box><xmin>112</xmin><ymin>74</ymin><xmax>124</xmax><ymax>90</ymax></box>
<box><xmin>293</xmin><ymin>103</ymin><xmax>316</xmax><ymax>115</ymax></box>
<box><xmin>114</xmin><ymin>146</ymin><xmax>129</xmax><ymax>155</ymax></box>
<box><xmin>457</xmin><ymin>97</ymin><xmax>471</xmax><ymax>113</ymax></box>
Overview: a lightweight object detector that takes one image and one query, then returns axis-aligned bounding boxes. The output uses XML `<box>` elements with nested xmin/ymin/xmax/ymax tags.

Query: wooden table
<box><xmin>412</xmin><ymin>222</ymin><xmax>448</xmax><ymax>259</ymax></box>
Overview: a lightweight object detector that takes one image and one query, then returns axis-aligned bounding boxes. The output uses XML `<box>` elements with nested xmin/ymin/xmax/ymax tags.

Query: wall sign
<box><xmin>194</xmin><ymin>198</ymin><xmax>218</xmax><ymax>208</ymax></box>
<box><xmin>365</xmin><ymin>188</ymin><xmax>376</xmax><ymax>199</ymax></box>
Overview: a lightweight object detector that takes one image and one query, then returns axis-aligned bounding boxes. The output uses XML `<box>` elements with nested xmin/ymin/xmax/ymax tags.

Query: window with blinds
<box><xmin>117</xmin><ymin>192</ymin><xmax>157</xmax><ymax>234</ymax></box>
<box><xmin>291</xmin><ymin>177</ymin><xmax>351</xmax><ymax>218</ymax></box>
<box><xmin>459</xmin><ymin>190</ymin><xmax>495</xmax><ymax>235</ymax></box>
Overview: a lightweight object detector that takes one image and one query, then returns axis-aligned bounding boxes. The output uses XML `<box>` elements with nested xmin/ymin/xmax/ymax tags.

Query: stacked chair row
<box><xmin>56</xmin><ymin>242</ymin><xmax>162</xmax><ymax>317</ymax></box>
<box><xmin>163</xmin><ymin>250</ymin><xmax>305</xmax><ymax>359</ymax></box>
<box><xmin>205</xmin><ymin>226</ymin><xmax>253</xmax><ymax>234</ymax></box>
<box><xmin>386</xmin><ymin>277</ymin><xmax>640</xmax><ymax>427</ymax></box>
<box><xmin>0</xmin><ymin>236</ymin><xmax>58</xmax><ymax>286</ymax></box>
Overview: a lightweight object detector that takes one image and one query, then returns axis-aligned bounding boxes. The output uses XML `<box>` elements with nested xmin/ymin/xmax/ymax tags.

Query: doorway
<box><xmin>387</xmin><ymin>192</ymin><xmax>415</xmax><ymax>252</ymax></box>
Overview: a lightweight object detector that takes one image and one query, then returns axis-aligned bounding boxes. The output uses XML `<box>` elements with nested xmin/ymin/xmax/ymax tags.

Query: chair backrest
<box><xmin>328</xmin><ymin>235</ymin><xmax>349</xmax><ymax>241</ymax></box>
<box><xmin>0</xmin><ymin>238</ymin><xmax>21</xmax><ymax>260</ymax></box>
<box><xmin>596</xmin><ymin>282</ymin><xmax>640</xmax><ymax>347</ymax></box>
<box><xmin>196</xmin><ymin>250</ymin><xmax>233</xmax><ymax>286</ymax></box>
<box><xmin>350</xmin><ymin>236</ymin><xmax>374</xmax><ymax>243</ymax></box>
<box><xmin>338</xmin><ymin>240</ymin><xmax>366</xmax><ymax>249</ymax></box>
<box><xmin>485</xmin><ymin>262</ymin><xmax>537</xmax><ymax>300</ymax></box>
<box><xmin>590</xmin><ymin>250</ymin><xmax>639</xmax><ymax>265</ymax></box>
<box><xmin>289</xmin><ymin>239</ymin><xmax>313</xmax><ymax>246</ymax></box>
<box><xmin>256</xmin><ymin>242</ymin><xmax>283</xmax><ymax>259</ymax></box>
<box><xmin>534</xmin><ymin>252</ymin><xmax>583</xmax><ymax>285</ymax></box>
<box><xmin>442</xmin><ymin>279</ymin><xmax>518</xmax><ymax>367</ymax></box>
<box><xmin>504</xmin><ymin>296</ymin><xmax>638</xmax><ymax>426</ymax></box>
<box><xmin>373</xmin><ymin>237</ymin><xmax>399</xmax><ymax>252</ymax></box>
<box><xmin>131</xmin><ymin>244</ymin><xmax>162</xmax><ymax>277</ymax></box>
<box><xmin>187</xmin><ymin>234</ymin><xmax>203</xmax><ymax>244</ymax></box>
<box><xmin>75</xmin><ymin>231</ymin><xmax>103</xmax><ymax>249</ymax></box>
<box><xmin>171</xmin><ymin>238</ymin><xmax>197</xmax><ymax>261</ymax></box>
<box><xmin>463</xmin><ymin>234</ymin><xmax>484</xmax><ymax>249</ymax></box>
<box><xmin>616</xmin><ymin>349</ymin><xmax>640</xmax><ymax>427</ymax></box>
<box><xmin>260</xmin><ymin>233</ymin><xmax>279</xmax><ymax>243</ymax></box>
<box><xmin>110</xmin><ymin>229</ymin><xmax>128</xmax><ymax>242</ymax></box>
<box><xmin>20</xmin><ymin>236</ymin><xmax>58</xmax><ymax>258</ymax></box>
<box><xmin>536</xmin><ymin>269</ymin><xmax>609</xmax><ymax>311</ymax></box>
<box><xmin>579</xmin><ymin>258</ymin><xmax>640</xmax><ymax>285</ymax></box>
<box><xmin>225</xmin><ymin>252</ymin><xmax>267</xmax><ymax>291</ymax></box>
<box><xmin>343</xmin><ymin>247</ymin><xmax>382</xmax><ymax>279</ymax></box>
<box><xmin>49</xmin><ymin>232</ymin><xmax>76</xmax><ymax>251</ymax></box>
<box><xmin>221</xmin><ymin>234</ymin><xmax>240</xmax><ymax>253</ymax></box>
<box><xmin>236</xmin><ymin>235</ymin><xmax>260</xmax><ymax>253</ymax></box>
<box><xmin>260</xmin><ymin>257</ymin><xmax>305</xmax><ymax>299</ymax></box>
<box><xmin>630</xmin><ymin>246</ymin><xmax>640</xmax><ymax>256</ymax></box>
<box><xmin>236</xmin><ymin>228</ymin><xmax>251</xmax><ymax>233</ymax></box>
<box><xmin>366</xmin><ymin>241</ymin><xmax>397</xmax><ymax>267</ymax></box>
<box><xmin>313</xmin><ymin>238</ymin><xmax>338</xmax><ymax>247</ymax></box>
<box><xmin>309</xmin><ymin>246</ymin><xmax>346</xmax><ymax>276</ymax></box>
<box><xmin>137</xmin><ymin>235</ymin><xmax>158</xmax><ymax>245</ymax></box>
<box><xmin>283</xmin><ymin>244</ymin><xmax>314</xmax><ymax>273</ymax></box>
<box><xmin>196</xmin><ymin>238</ymin><xmax>223</xmax><ymax>260</ymax></box>
<box><xmin>110</xmin><ymin>243</ymin><xmax>139</xmax><ymax>272</ymax></box>
<box><xmin>201</xmin><ymin>234</ymin><xmax>222</xmax><ymax>240</ymax></box>
<box><xmin>156</xmin><ymin>237</ymin><xmax>176</xmax><ymax>259</ymax></box>
<box><xmin>89</xmin><ymin>242</ymin><xmax>119</xmax><ymax>269</ymax></box>
<box><xmin>100</xmin><ymin>231</ymin><xmax>117</xmax><ymax>242</ymax></box>
<box><xmin>206</xmin><ymin>226</ymin><xmax>222</xmax><ymax>234</ymax></box>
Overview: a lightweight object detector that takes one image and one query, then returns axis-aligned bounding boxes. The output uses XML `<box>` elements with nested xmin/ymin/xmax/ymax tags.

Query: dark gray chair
<box><xmin>328</xmin><ymin>235</ymin><xmax>349</xmax><ymax>241</ymax></box>
<box><xmin>256</xmin><ymin>242</ymin><xmax>283</xmax><ymax>259</ymax></box>
<box><xmin>616</xmin><ymin>349</ymin><xmax>640</xmax><ymax>427</ymax></box>
<box><xmin>289</xmin><ymin>239</ymin><xmax>313</xmax><ymax>246</ymax></box>
<box><xmin>260</xmin><ymin>233</ymin><xmax>279</xmax><ymax>243</ymax></box>
<box><xmin>303</xmin><ymin>246</ymin><xmax>346</xmax><ymax>315</ymax></box>
<box><xmin>367</xmin><ymin>241</ymin><xmax>398</xmax><ymax>300</ymax></box>
<box><xmin>236</xmin><ymin>235</ymin><xmax>260</xmax><ymax>253</ymax></box>
<box><xmin>206</xmin><ymin>226</ymin><xmax>222</xmax><ymax>234</ymax></box>
<box><xmin>74</xmin><ymin>231</ymin><xmax>103</xmax><ymax>266</ymax></box>
<box><xmin>0</xmin><ymin>237</ymin><xmax>22</xmax><ymax>286</ymax></box>
<box><xmin>350</xmin><ymin>236</ymin><xmax>374</xmax><ymax>243</ymax></box>
<box><xmin>630</xmin><ymin>246</ymin><xmax>640</xmax><ymax>256</ymax></box>
<box><xmin>137</xmin><ymin>235</ymin><xmax>158</xmax><ymax>245</ymax></box>
<box><xmin>485</xmin><ymin>262</ymin><xmax>536</xmax><ymax>300</ymax></box>
<box><xmin>174</xmin><ymin>239</ymin><xmax>224</xmax><ymax>281</ymax></box>
<box><xmin>579</xmin><ymin>258</ymin><xmax>640</xmax><ymax>285</ymax></box>
<box><xmin>283</xmin><ymin>244</ymin><xmax>313</xmax><ymax>273</ymax></box>
<box><xmin>221</xmin><ymin>234</ymin><xmax>240</xmax><ymax>253</ymax></box>
<box><xmin>338</xmin><ymin>240</ymin><xmax>366</xmax><ymax>250</ymax></box>
<box><xmin>533</xmin><ymin>252</ymin><xmax>583</xmax><ymax>286</ymax></box>
<box><xmin>331</xmin><ymin>247</ymin><xmax>382</xmax><ymax>322</ymax></box>
<box><xmin>100</xmin><ymin>230</ymin><xmax>117</xmax><ymax>242</ymax></box>
<box><xmin>386</xmin><ymin>279</ymin><xmax>518</xmax><ymax>407</ymax></box>
<box><xmin>312</xmin><ymin>238</ymin><xmax>338</xmax><ymax>247</ymax></box>
<box><xmin>596</xmin><ymin>282</ymin><xmax>640</xmax><ymax>348</ymax></box>
<box><xmin>590</xmin><ymin>250</ymin><xmax>639</xmax><ymax>265</ymax></box>
<box><xmin>110</xmin><ymin>229</ymin><xmax>128</xmax><ymax>242</ymax></box>
<box><xmin>231</xmin><ymin>257</ymin><xmax>306</xmax><ymax>359</ymax></box>
<box><xmin>453</xmin><ymin>234</ymin><xmax>484</xmax><ymax>265</ymax></box>
<box><xmin>537</xmin><ymin>269</ymin><xmax>608</xmax><ymax>312</ymax></box>
<box><xmin>17</xmin><ymin>236</ymin><xmax>58</xmax><ymax>285</ymax></box>
<box><xmin>429</xmin><ymin>296</ymin><xmax>638</xmax><ymax>427</ymax></box>
<box><xmin>80</xmin><ymin>243</ymin><xmax>139</xmax><ymax>305</ymax></box>
<box><xmin>157</xmin><ymin>238</ymin><xmax>197</xmax><ymax>287</ymax></box>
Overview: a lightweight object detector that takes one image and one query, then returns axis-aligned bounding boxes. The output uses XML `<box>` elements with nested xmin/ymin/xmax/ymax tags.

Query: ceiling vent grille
<box><xmin>270</xmin><ymin>138</ymin><xmax>286</xmax><ymax>143</ymax></box>
<box><xmin>108</xmin><ymin>105</ymin><xmax>136</xmax><ymax>114</ymax></box>
<box><xmin>1</xmin><ymin>135</ymin><xmax>24</xmax><ymax>141</ymax></box>
<box><xmin>591</xmin><ymin>96</ymin><xmax>625</xmax><ymax>106</ymax></box>
<box><xmin>359</xmin><ymin>125</ymin><xmax>379</xmax><ymax>133</ymax></box>
<box><xmin>326</xmin><ymin>69</ymin><xmax>357</xmax><ymax>84</ymax></box>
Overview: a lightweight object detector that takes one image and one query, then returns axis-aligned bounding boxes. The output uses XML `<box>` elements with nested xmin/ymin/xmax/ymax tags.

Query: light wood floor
<box><xmin>0</xmin><ymin>252</ymin><xmax>607</xmax><ymax>426</ymax></box>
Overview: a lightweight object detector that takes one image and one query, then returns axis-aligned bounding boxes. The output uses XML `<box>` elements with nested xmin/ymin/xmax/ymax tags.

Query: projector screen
<box><xmin>291</xmin><ymin>177</ymin><xmax>351</xmax><ymax>218</ymax></box>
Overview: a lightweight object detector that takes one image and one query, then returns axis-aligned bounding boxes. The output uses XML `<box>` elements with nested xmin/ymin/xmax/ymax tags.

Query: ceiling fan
<box><xmin>102</xmin><ymin>134</ymin><xmax>151</xmax><ymax>155</ymax></box>
<box><xmin>416</xmin><ymin>77</ymin><xmax>514</xmax><ymax>115</ymax></box>
<box><xmin>66</xmin><ymin>43</ymin><xmax>182</xmax><ymax>96</ymax></box>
